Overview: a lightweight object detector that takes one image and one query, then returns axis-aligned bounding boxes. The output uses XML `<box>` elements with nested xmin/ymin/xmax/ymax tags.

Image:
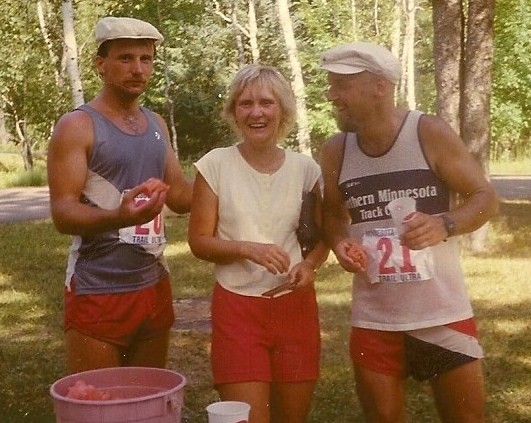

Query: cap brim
<box><xmin>320</xmin><ymin>64</ymin><xmax>366</xmax><ymax>75</ymax></box>
<box><xmin>97</xmin><ymin>36</ymin><xmax>163</xmax><ymax>48</ymax></box>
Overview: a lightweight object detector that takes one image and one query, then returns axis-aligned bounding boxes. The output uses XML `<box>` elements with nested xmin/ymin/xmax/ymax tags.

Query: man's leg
<box><xmin>125</xmin><ymin>329</ymin><xmax>171</xmax><ymax>368</ymax></box>
<box><xmin>354</xmin><ymin>363</ymin><xmax>406</xmax><ymax>423</ymax></box>
<box><xmin>65</xmin><ymin>329</ymin><xmax>122</xmax><ymax>374</ymax></box>
<box><xmin>430</xmin><ymin>359</ymin><xmax>486</xmax><ymax>423</ymax></box>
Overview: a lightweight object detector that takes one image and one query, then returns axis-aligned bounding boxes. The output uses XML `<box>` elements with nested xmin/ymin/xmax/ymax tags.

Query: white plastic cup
<box><xmin>206</xmin><ymin>401</ymin><xmax>251</xmax><ymax>423</ymax></box>
<box><xmin>387</xmin><ymin>197</ymin><xmax>416</xmax><ymax>235</ymax></box>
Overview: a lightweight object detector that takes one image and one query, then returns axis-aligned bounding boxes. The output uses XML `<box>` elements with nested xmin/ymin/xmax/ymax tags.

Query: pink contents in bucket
<box><xmin>50</xmin><ymin>367</ymin><xmax>187</xmax><ymax>423</ymax></box>
<box><xmin>66</xmin><ymin>380</ymin><xmax>114</xmax><ymax>401</ymax></box>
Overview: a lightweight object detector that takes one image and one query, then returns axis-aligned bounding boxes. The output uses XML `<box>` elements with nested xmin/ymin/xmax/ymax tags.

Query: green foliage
<box><xmin>0</xmin><ymin>0</ymin><xmax>71</xmax><ymax>156</ymax></box>
<box><xmin>492</xmin><ymin>0</ymin><xmax>531</xmax><ymax>159</ymax></box>
<box><xmin>1</xmin><ymin>0</ymin><xmax>530</xmax><ymax>162</ymax></box>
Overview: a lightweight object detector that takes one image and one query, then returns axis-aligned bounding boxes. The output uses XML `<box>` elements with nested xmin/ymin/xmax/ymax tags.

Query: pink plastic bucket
<box><xmin>50</xmin><ymin>367</ymin><xmax>187</xmax><ymax>423</ymax></box>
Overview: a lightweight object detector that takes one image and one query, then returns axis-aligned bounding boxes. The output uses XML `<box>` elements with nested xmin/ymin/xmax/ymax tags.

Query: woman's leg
<box><xmin>217</xmin><ymin>381</ymin><xmax>271</xmax><ymax>423</ymax></box>
<box><xmin>271</xmin><ymin>380</ymin><xmax>317</xmax><ymax>423</ymax></box>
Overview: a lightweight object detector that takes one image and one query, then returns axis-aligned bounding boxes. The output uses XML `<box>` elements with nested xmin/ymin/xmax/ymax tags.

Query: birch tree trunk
<box><xmin>0</xmin><ymin>109</ymin><xmax>10</xmax><ymax>145</ymax></box>
<box><xmin>248</xmin><ymin>0</ymin><xmax>260</xmax><ymax>62</ymax></box>
<box><xmin>37</xmin><ymin>1</ymin><xmax>61</xmax><ymax>87</ymax></box>
<box><xmin>275</xmin><ymin>0</ymin><xmax>311</xmax><ymax>155</ymax></box>
<box><xmin>350</xmin><ymin>0</ymin><xmax>358</xmax><ymax>40</ymax></box>
<box><xmin>404</xmin><ymin>0</ymin><xmax>416</xmax><ymax>109</ymax></box>
<box><xmin>391</xmin><ymin>0</ymin><xmax>401</xmax><ymax>60</ymax></box>
<box><xmin>62</xmin><ymin>0</ymin><xmax>84</xmax><ymax>108</ymax></box>
<box><xmin>231</xmin><ymin>1</ymin><xmax>245</xmax><ymax>66</ymax></box>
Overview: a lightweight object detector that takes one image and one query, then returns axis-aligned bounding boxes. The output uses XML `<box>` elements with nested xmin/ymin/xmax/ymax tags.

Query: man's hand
<box><xmin>333</xmin><ymin>238</ymin><xmax>367</xmax><ymax>273</ymax></box>
<box><xmin>119</xmin><ymin>178</ymin><xmax>169</xmax><ymax>227</ymax></box>
<box><xmin>400</xmin><ymin>212</ymin><xmax>448</xmax><ymax>250</ymax></box>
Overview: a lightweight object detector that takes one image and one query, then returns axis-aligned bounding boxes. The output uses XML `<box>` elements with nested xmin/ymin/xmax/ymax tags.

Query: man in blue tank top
<box><xmin>320</xmin><ymin>42</ymin><xmax>498</xmax><ymax>422</ymax></box>
<box><xmin>47</xmin><ymin>17</ymin><xmax>192</xmax><ymax>374</ymax></box>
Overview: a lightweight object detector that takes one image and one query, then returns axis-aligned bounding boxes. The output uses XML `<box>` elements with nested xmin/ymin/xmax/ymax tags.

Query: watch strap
<box><xmin>441</xmin><ymin>214</ymin><xmax>456</xmax><ymax>237</ymax></box>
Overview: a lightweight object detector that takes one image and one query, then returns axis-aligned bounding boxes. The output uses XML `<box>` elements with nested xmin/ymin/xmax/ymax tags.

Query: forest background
<box><xmin>0</xmin><ymin>0</ymin><xmax>530</xmax><ymax>172</ymax></box>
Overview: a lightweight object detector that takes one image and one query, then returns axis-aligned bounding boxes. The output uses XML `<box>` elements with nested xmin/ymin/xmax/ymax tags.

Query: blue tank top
<box><xmin>65</xmin><ymin>104</ymin><xmax>169</xmax><ymax>295</ymax></box>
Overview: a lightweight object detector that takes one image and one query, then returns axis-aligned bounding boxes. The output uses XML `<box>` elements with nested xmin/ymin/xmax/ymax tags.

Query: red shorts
<box><xmin>350</xmin><ymin>319</ymin><xmax>483</xmax><ymax>381</ymax></box>
<box><xmin>211</xmin><ymin>282</ymin><xmax>320</xmax><ymax>385</ymax></box>
<box><xmin>64</xmin><ymin>276</ymin><xmax>174</xmax><ymax>348</ymax></box>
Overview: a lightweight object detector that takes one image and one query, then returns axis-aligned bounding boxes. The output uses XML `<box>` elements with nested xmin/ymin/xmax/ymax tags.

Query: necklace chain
<box><xmin>122</xmin><ymin>113</ymin><xmax>141</xmax><ymax>135</ymax></box>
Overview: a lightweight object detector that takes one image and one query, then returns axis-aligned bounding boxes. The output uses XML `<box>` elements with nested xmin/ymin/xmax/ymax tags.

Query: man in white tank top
<box><xmin>320</xmin><ymin>42</ymin><xmax>498</xmax><ymax>423</ymax></box>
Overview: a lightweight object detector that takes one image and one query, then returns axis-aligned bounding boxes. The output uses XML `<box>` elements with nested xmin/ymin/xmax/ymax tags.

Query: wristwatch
<box><xmin>441</xmin><ymin>214</ymin><xmax>456</xmax><ymax>238</ymax></box>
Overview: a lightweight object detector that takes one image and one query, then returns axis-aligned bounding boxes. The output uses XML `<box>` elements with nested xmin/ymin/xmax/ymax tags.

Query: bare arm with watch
<box><xmin>399</xmin><ymin>114</ymin><xmax>498</xmax><ymax>250</ymax></box>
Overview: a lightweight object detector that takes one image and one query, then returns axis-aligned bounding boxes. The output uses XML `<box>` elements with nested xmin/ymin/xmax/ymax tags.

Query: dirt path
<box><xmin>173</xmin><ymin>296</ymin><xmax>212</xmax><ymax>332</ymax></box>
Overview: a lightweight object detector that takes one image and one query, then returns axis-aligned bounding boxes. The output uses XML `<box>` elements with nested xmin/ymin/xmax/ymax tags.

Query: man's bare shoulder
<box><xmin>51</xmin><ymin>109</ymin><xmax>93</xmax><ymax>144</ymax></box>
<box><xmin>321</xmin><ymin>132</ymin><xmax>347</xmax><ymax>154</ymax></box>
<box><xmin>418</xmin><ymin>113</ymin><xmax>457</xmax><ymax>140</ymax></box>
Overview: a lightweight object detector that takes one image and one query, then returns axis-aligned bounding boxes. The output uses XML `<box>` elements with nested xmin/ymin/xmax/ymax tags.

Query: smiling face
<box><xmin>96</xmin><ymin>38</ymin><xmax>155</xmax><ymax>100</ymax></box>
<box><xmin>234</xmin><ymin>83</ymin><xmax>282</xmax><ymax>147</ymax></box>
<box><xmin>326</xmin><ymin>71</ymin><xmax>380</xmax><ymax>132</ymax></box>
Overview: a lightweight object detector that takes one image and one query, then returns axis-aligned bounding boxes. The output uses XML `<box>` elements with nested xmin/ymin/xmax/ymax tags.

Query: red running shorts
<box><xmin>64</xmin><ymin>276</ymin><xmax>174</xmax><ymax>348</ymax></box>
<box><xmin>350</xmin><ymin>318</ymin><xmax>484</xmax><ymax>381</ymax></box>
<box><xmin>211</xmin><ymin>282</ymin><xmax>321</xmax><ymax>385</ymax></box>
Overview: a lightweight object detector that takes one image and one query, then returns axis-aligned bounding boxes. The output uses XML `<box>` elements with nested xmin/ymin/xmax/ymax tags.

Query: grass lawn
<box><xmin>1</xmin><ymin>204</ymin><xmax>530</xmax><ymax>422</ymax></box>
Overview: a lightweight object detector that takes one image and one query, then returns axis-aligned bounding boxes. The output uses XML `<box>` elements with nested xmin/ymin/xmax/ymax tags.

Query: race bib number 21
<box><xmin>362</xmin><ymin>228</ymin><xmax>434</xmax><ymax>284</ymax></box>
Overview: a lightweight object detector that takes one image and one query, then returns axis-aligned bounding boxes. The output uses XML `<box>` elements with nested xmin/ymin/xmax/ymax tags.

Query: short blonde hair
<box><xmin>222</xmin><ymin>64</ymin><xmax>297</xmax><ymax>141</ymax></box>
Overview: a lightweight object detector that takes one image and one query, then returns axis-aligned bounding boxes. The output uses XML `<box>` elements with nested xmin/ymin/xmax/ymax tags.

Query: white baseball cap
<box><xmin>95</xmin><ymin>17</ymin><xmax>164</xmax><ymax>48</ymax></box>
<box><xmin>320</xmin><ymin>41</ymin><xmax>401</xmax><ymax>84</ymax></box>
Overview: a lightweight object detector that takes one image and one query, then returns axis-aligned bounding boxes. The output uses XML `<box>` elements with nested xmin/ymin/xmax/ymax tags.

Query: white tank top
<box><xmin>338</xmin><ymin>110</ymin><xmax>473</xmax><ymax>330</ymax></box>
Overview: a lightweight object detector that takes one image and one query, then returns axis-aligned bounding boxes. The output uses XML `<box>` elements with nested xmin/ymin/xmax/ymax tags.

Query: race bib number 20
<box><xmin>118</xmin><ymin>192</ymin><xmax>166</xmax><ymax>245</ymax></box>
<box><xmin>362</xmin><ymin>228</ymin><xmax>434</xmax><ymax>284</ymax></box>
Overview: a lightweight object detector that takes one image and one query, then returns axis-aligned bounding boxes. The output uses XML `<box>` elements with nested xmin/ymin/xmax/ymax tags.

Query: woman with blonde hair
<box><xmin>188</xmin><ymin>64</ymin><xmax>328</xmax><ymax>423</ymax></box>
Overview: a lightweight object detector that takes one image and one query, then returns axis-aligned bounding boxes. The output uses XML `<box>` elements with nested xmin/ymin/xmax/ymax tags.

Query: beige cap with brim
<box><xmin>320</xmin><ymin>41</ymin><xmax>401</xmax><ymax>84</ymax></box>
<box><xmin>95</xmin><ymin>16</ymin><xmax>164</xmax><ymax>48</ymax></box>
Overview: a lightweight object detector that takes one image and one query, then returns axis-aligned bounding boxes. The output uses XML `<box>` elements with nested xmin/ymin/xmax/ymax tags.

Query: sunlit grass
<box><xmin>0</xmin><ymin>207</ymin><xmax>530</xmax><ymax>422</ymax></box>
<box><xmin>490</xmin><ymin>156</ymin><xmax>531</xmax><ymax>175</ymax></box>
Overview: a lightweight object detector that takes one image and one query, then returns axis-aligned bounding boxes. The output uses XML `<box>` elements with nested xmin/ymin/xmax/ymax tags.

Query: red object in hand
<box><xmin>347</xmin><ymin>243</ymin><xmax>367</xmax><ymax>269</ymax></box>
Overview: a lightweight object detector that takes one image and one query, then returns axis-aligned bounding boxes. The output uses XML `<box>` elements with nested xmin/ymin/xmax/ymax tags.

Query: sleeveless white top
<box><xmin>338</xmin><ymin>111</ymin><xmax>474</xmax><ymax>330</ymax></box>
<box><xmin>195</xmin><ymin>145</ymin><xmax>321</xmax><ymax>296</ymax></box>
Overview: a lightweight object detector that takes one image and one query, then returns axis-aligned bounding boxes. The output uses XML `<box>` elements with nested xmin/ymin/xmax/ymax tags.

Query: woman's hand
<box><xmin>241</xmin><ymin>241</ymin><xmax>291</xmax><ymax>275</ymax></box>
<box><xmin>286</xmin><ymin>260</ymin><xmax>316</xmax><ymax>290</ymax></box>
<box><xmin>261</xmin><ymin>260</ymin><xmax>315</xmax><ymax>298</ymax></box>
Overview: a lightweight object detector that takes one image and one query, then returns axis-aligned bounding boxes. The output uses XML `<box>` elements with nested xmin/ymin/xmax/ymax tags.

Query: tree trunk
<box><xmin>404</xmin><ymin>0</ymin><xmax>416</xmax><ymax>110</ymax></box>
<box><xmin>461</xmin><ymin>0</ymin><xmax>494</xmax><ymax>168</ymax></box>
<box><xmin>37</xmin><ymin>1</ymin><xmax>61</xmax><ymax>88</ymax></box>
<box><xmin>432</xmin><ymin>0</ymin><xmax>462</xmax><ymax>131</ymax></box>
<box><xmin>351</xmin><ymin>0</ymin><xmax>358</xmax><ymax>40</ymax></box>
<box><xmin>231</xmin><ymin>1</ymin><xmax>245</xmax><ymax>66</ymax></box>
<box><xmin>248</xmin><ymin>0</ymin><xmax>260</xmax><ymax>62</ymax></box>
<box><xmin>391</xmin><ymin>0</ymin><xmax>401</xmax><ymax>60</ymax></box>
<box><xmin>275</xmin><ymin>0</ymin><xmax>311</xmax><ymax>155</ymax></box>
<box><xmin>461</xmin><ymin>0</ymin><xmax>495</xmax><ymax>253</ymax></box>
<box><xmin>62</xmin><ymin>0</ymin><xmax>84</xmax><ymax>108</ymax></box>
<box><xmin>0</xmin><ymin>108</ymin><xmax>10</xmax><ymax>145</ymax></box>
